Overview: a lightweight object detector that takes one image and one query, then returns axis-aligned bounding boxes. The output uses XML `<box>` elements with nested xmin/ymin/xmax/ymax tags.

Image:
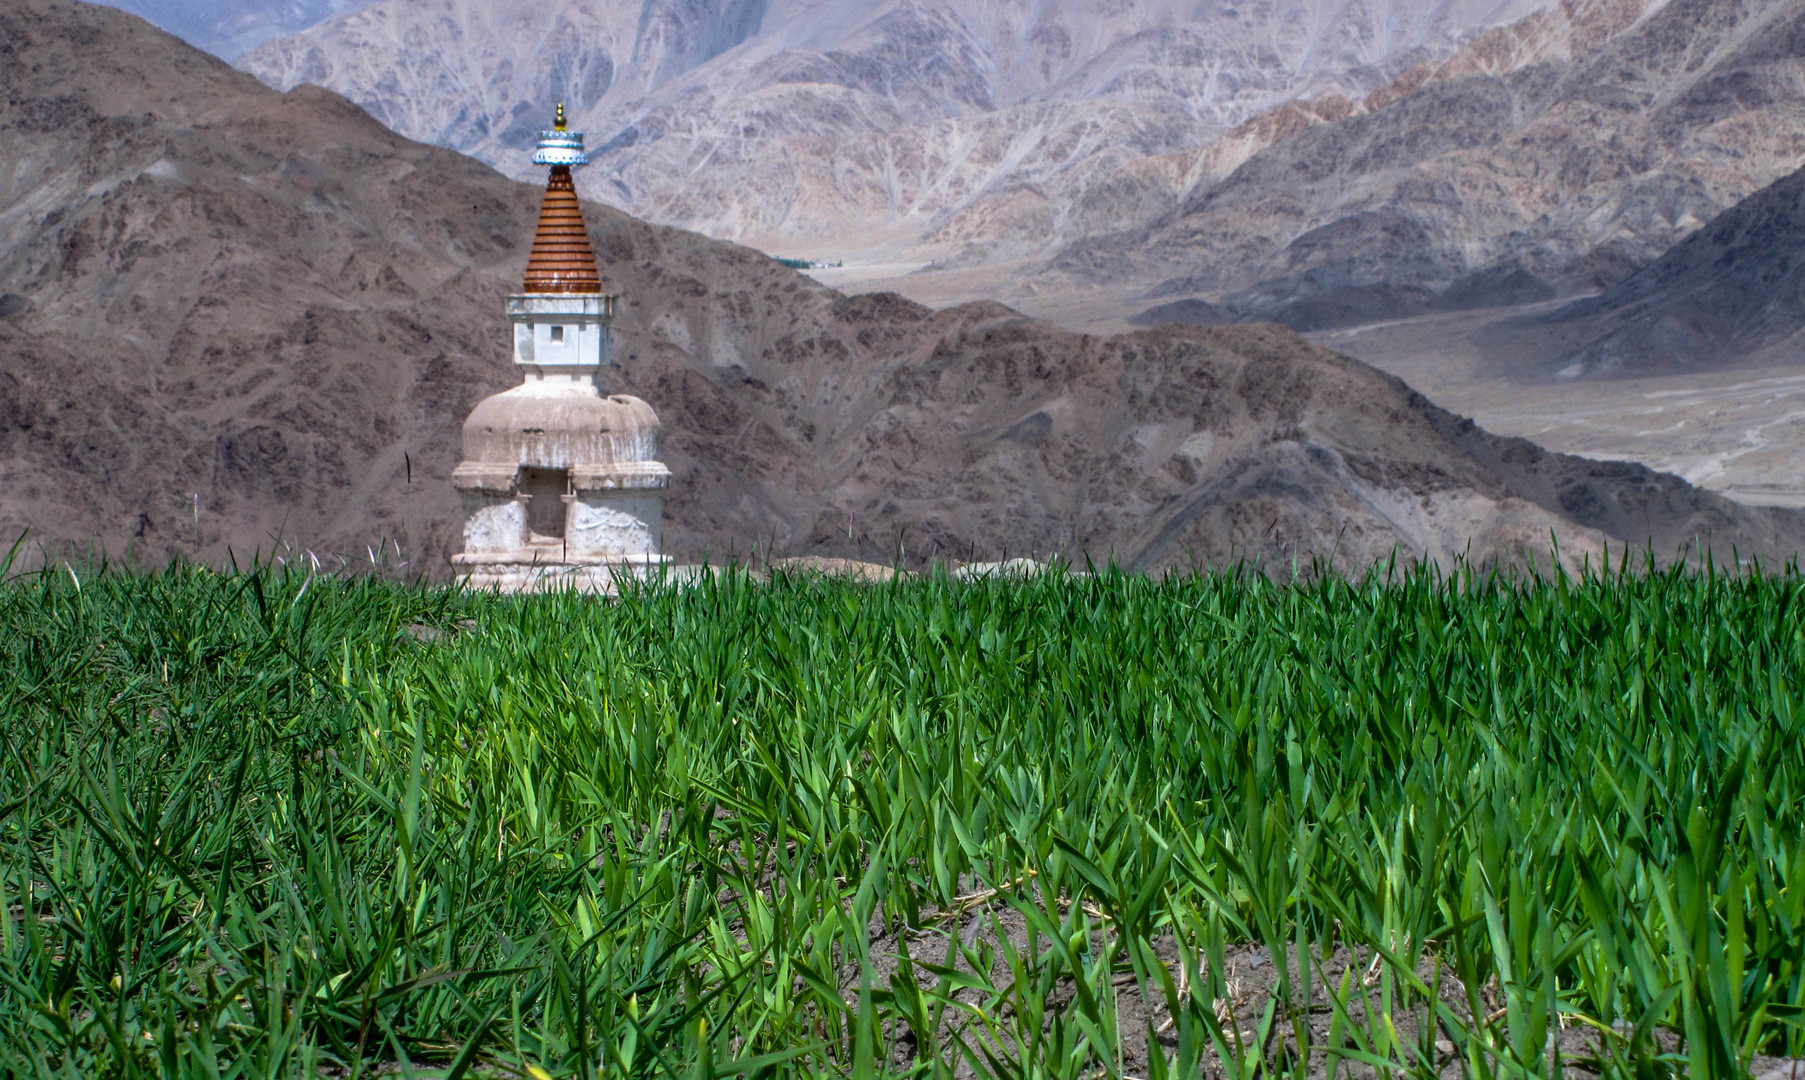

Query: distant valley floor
<box><xmin>1311</xmin><ymin>306</ymin><xmax>1805</xmax><ymax>514</ymax></box>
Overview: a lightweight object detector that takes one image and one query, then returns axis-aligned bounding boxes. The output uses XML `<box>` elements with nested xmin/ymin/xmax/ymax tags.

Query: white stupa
<box><xmin>450</xmin><ymin>105</ymin><xmax>671</xmax><ymax>592</ymax></box>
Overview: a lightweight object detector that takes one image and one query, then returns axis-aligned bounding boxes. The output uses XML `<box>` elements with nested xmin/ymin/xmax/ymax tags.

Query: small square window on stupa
<box><xmin>551</xmin><ymin>325</ymin><xmax>565</xmax><ymax>342</ymax></box>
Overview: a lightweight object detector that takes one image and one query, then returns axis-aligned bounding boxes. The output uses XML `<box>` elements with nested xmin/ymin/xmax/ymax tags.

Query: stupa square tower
<box><xmin>452</xmin><ymin>106</ymin><xmax>671</xmax><ymax>591</ymax></box>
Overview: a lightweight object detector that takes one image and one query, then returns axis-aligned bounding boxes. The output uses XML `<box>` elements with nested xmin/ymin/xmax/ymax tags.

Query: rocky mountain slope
<box><xmin>1080</xmin><ymin>0</ymin><xmax>1805</xmax><ymax>331</ymax></box>
<box><xmin>4</xmin><ymin>0</ymin><xmax>1799</xmax><ymax>576</ymax></box>
<box><xmin>89</xmin><ymin>0</ymin><xmax>368</xmax><ymax>58</ymax></box>
<box><xmin>237</xmin><ymin>0</ymin><xmax>1556</xmax><ymax>254</ymax></box>
<box><xmin>1476</xmin><ymin>160</ymin><xmax>1805</xmax><ymax>378</ymax></box>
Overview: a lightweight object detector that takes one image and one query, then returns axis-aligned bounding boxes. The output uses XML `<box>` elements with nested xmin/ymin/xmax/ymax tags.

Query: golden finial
<box><xmin>554</xmin><ymin>103</ymin><xmax>567</xmax><ymax>132</ymax></box>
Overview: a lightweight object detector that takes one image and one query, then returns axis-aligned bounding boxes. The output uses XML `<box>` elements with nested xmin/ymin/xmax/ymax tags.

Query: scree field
<box><xmin>1</xmin><ymin>561</ymin><xmax>1802</xmax><ymax>1079</ymax></box>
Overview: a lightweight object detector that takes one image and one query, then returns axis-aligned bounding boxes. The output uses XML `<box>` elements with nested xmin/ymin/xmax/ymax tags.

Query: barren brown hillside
<box><xmin>3</xmin><ymin>0</ymin><xmax>1801</xmax><ymax>576</ymax></box>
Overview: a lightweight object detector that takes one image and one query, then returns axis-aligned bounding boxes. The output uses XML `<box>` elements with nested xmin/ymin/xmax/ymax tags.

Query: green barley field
<box><xmin>1</xmin><ymin>556</ymin><xmax>1802</xmax><ymax>1079</ymax></box>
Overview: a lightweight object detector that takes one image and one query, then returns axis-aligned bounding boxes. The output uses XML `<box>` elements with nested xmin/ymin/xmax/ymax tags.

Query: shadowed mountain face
<box><xmin>1084</xmin><ymin>0</ymin><xmax>1805</xmax><ymax>332</ymax></box>
<box><xmin>1477</xmin><ymin>162</ymin><xmax>1805</xmax><ymax>379</ymax></box>
<box><xmin>87</xmin><ymin>0</ymin><xmax>370</xmax><ymax>58</ymax></box>
<box><xmin>5</xmin><ymin>0</ymin><xmax>1801</xmax><ymax>575</ymax></box>
<box><xmin>236</xmin><ymin>0</ymin><xmax>1557</xmax><ymax>254</ymax></box>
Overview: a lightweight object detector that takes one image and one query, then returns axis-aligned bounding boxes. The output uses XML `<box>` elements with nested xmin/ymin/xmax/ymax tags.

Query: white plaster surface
<box><xmin>508</xmin><ymin>293</ymin><xmax>614</xmax><ymax>372</ymax></box>
<box><xmin>460</xmin><ymin>493</ymin><xmax>527</xmax><ymax>553</ymax></box>
<box><xmin>566</xmin><ymin>493</ymin><xmax>662</xmax><ymax>557</ymax></box>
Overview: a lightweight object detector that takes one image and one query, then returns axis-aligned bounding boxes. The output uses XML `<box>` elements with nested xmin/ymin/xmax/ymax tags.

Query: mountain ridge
<box><xmin>238</xmin><ymin>0</ymin><xmax>1558</xmax><ymax>254</ymax></box>
<box><xmin>1088</xmin><ymin>0</ymin><xmax>1805</xmax><ymax>332</ymax></box>
<box><xmin>4</xmin><ymin>0</ymin><xmax>1800</xmax><ymax>576</ymax></box>
<box><xmin>1473</xmin><ymin>159</ymin><xmax>1805</xmax><ymax>378</ymax></box>
<box><xmin>87</xmin><ymin>0</ymin><xmax>370</xmax><ymax>58</ymax></box>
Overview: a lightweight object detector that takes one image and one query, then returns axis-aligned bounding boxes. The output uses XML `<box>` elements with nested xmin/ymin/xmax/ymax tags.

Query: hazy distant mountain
<box><xmin>1092</xmin><ymin>0</ymin><xmax>1805</xmax><ymax>331</ymax></box>
<box><xmin>11</xmin><ymin>0</ymin><xmax>1800</xmax><ymax>572</ymax></box>
<box><xmin>1478</xmin><ymin>161</ymin><xmax>1805</xmax><ymax>378</ymax></box>
<box><xmin>238</xmin><ymin>0</ymin><xmax>1558</xmax><ymax>253</ymax></box>
<box><xmin>88</xmin><ymin>0</ymin><xmax>367</xmax><ymax>58</ymax></box>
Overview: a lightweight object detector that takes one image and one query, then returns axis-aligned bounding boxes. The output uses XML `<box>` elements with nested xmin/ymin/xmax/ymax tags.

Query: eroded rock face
<box><xmin>236</xmin><ymin>0</ymin><xmax>1557</xmax><ymax>254</ymax></box>
<box><xmin>234</xmin><ymin>0</ymin><xmax>1805</xmax><ymax>340</ymax></box>
<box><xmin>5</xmin><ymin>0</ymin><xmax>1801</xmax><ymax>575</ymax></box>
<box><xmin>1079</xmin><ymin>0</ymin><xmax>1805</xmax><ymax>330</ymax></box>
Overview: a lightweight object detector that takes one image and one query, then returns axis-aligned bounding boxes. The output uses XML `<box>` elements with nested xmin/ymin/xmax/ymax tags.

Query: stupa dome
<box><xmin>460</xmin><ymin>388</ymin><xmax>661</xmax><ymax>469</ymax></box>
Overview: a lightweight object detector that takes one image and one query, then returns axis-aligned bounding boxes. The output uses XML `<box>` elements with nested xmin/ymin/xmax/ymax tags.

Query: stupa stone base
<box><xmin>452</xmin><ymin>549</ymin><xmax>670</xmax><ymax>595</ymax></box>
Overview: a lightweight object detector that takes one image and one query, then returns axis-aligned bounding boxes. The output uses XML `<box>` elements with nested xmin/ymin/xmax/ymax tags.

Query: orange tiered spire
<box><xmin>523</xmin><ymin>104</ymin><xmax>602</xmax><ymax>294</ymax></box>
<box><xmin>523</xmin><ymin>166</ymin><xmax>602</xmax><ymax>294</ymax></box>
